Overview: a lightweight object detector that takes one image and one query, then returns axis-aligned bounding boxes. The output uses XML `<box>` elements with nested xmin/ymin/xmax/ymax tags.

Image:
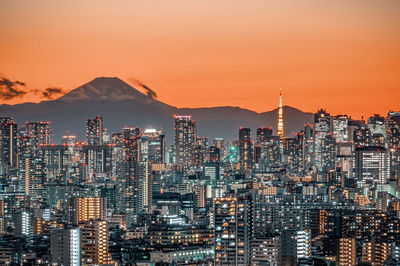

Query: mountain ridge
<box><xmin>0</xmin><ymin>77</ymin><xmax>314</xmax><ymax>143</ymax></box>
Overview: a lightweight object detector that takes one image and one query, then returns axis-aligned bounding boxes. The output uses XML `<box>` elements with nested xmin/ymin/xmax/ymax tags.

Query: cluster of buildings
<box><xmin>0</xmin><ymin>94</ymin><xmax>400</xmax><ymax>265</ymax></box>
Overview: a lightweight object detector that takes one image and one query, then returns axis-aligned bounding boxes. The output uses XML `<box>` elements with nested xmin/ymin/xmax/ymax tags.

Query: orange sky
<box><xmin>0</xmin><ymin>0</ymin><xmax>399</xmax><ymax>119</ymax></box>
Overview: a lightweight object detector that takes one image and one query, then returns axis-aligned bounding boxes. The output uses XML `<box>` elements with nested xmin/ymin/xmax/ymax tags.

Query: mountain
<box><xmin>0</xmin><ymin>77</ymin><xmax>313</xmax><ymax>143</ymax></box>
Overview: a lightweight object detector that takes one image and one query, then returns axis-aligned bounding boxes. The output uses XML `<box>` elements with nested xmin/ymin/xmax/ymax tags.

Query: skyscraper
<box><xmin>256</xmin><ymin>127</ymin><xmax>273</xmax><ymax>146</ymax></box>
<box><xmin>0</xmin><ymin>117</ymin><xmax>18</xmax><ymax>168</ymax></box>
<box><xmin>23</xmin><ymin>121</ymin><xmax>52</xmax><ymax>155</ymax></box>
<box><xmin>214</xmin><ymin>196</ymin><xmax>252</xmax><ymax>265</ymax></box>
<box><xmin>174</xmin><ymin>115</ymin><xmax>196</xmax><ymax>167</ymax></box>
<box><xmin>19</xmin><ymin>155</ymin><xmax>46</xmax><ymax>206</ymax></box>
<box><xmin>122</xmin><ymin>127</ymin><xmax>141</xmax><ymax>161</ymax></box>
<box><xmin>141</xmin><ymin>128</ymin><xmax>165</xmax><ymax>164</ymax></box>
<box><xmin>355</xmin><ymin>146</ymin><xmax>390</xmax><ymax>185</ymax></box>
<box><xmin>86</xmin><ymin>116</ymin><xmax>103</xmax><ymax>145</ymax></box>
<box><xmin>314</xmin><ymin>109</ymin><xmax>335</xmax><ymax>173</ymax></box>
<box><xmin>239</xmin><ymin>127</ymin><xmax>253</xmax><ymax>171</ymax></box>
<box><xmin>277</xmin><ymin>89</ymin><xmax>284</xmax><ymax>136</ymax></box>
<box><xmin>387</xmin><ymin>111</ymin><xmax>400</xmax><ymax>150</ymax></box>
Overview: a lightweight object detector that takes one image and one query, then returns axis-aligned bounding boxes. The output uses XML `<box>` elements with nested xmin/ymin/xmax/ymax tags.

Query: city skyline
<box><xmin>1</xmin><ymin>1</ymin><xmax>400</xmax><ymax>119</ymax></box>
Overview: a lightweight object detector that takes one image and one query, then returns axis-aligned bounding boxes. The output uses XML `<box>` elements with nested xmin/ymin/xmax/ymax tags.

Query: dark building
<box><xmin>174</xmin><ymin>115</ymin><xmax>196</xmax><ymax>167</ymax></box>
<box><xmin>86</xmin><ymin>116</ymin><xmax>103</xmax><ymax>145</ymax></box>
<box><xmin>239</xmin><ymin>128</ymin><xmax>253</xmax><ymax>172</ymax></box>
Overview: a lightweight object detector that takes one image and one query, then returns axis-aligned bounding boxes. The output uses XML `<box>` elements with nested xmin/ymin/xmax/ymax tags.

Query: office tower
<box><xmin>86</xmin><ymin>116</ymin><xmax>103</xmax><ymax>145</ymax></box>
<box><xmin>314</xmin><ymin>109</ymin><xmax>336</xmax><ymax>173</ymax></box>
<box><xmin>81</xmin><ymin>144</ymin><xmax>113</xmax><ymax>182</ymax></box>
<box><xmin>0</xmin><ymin>117</ymin><xmax>18</xmax><ymax>168</ymax></box>
<box><xmin>339</xmin><ymin>237</ymin><xmax>356</xmax><ymax>266</ymax></box>
<box><xmin>213</xmin><ymin>138</ymin><xmax>225</xmax><ymax>158</ymax></box>
<box><xmin>23</xmin><ymin>121</ymin><xmax>51</xmax><ymax>155</ymax></box>
<box><xmin>333</xmin><ymin>115</ymin><xmax>349</xmax><ymax>142</ymax></box>
<box><xmin>50</xmin><ymin>227</ymin><xmax>81</xmax><ymax>266</ymax></box>
<box><xmin>260</xmin><ymin>136</ymin><xmax>281</xmax><ymax>171</ymax></box>
<box><xmin>277</xmin><ymin>89</ymin><xmax>284</xmax><ymax>136</ymax></box>
<box><xmin>214</xmin><ymin>196</ymin><xmax>252</xmax><ymax>265</ymax></box>
<box><xmin>141</xmin><ymin>128</ymin><xmax>165</xmax><ymax>164</ymax></box>
<box><xmin>302</xmin><ymin>124</ymin><xmax>315</xmax><ymax>171</ymax></box>
<box><xmin>368</xmin><ymin>114</ymin><xmax>386</xmax><ymax>146</ymax></box>
<box><xmin>40</xmin><ymin>144</ymin><xmax>67</xmax><ymax>183</ymax></box>
<box><xmin>203</xmin><ymin>162</ymin><xmax>220</xmax><ymax>180</ymax></box>
<box><xmin>387</xmin><ymin>111</ymin><xmax>400</xmax><ymax>149</ymax></box>
<box><xmin>250</xmin><ymin>234</ymin><xmax>281</xmax><ymax>266</ymax></box>
<box><xmin>80</xmin><ymin>220</ymin><xmax>113</xmax><ymax>265</ymax></box>
<box><xmin>19</xmin><ymin>155</ymin><xmax>46</xmax><ymax>206</ymax></box>
<box><xmin>174</xmin><ymin>115</ymin><xmax>196</xmax><ymax>167</ymax></box>
<box><xmin>74</xmin><ymin>197</ymin><xmax>106</xmax><ymax>224</ymax></box>
<box><xmin>122</xmin><ymin>127</ymin><xmax>141</xmax><ymax>161</ymax></box>
<box><xmin>256</xmin><ymin>127</ymin><xmax>273</xmax><ymax>146</ymax></box>
<box><xmin>138</xmin><ymin>161</ymin><xmax>152</xmax><ymax>213</ymax></box>
<box><xmin>353</xmin><ymin>125</ymin><xmax>371</xmax><ymax>146</ymax></box>
<box><xmin>208</xmin><ymin>146</ymin><xmax>220</xmax><ymax>163</ymax></box>
<box><xmin>115</xmin><ymin>158</ymin><xmax>141</xmax><ymax>225</ymax></box>
<box><xmin>282</xmin><ymin>137</ymin><xmax>302</xmax><ymax>175</ymax></box>
<box><xmin>192</xmin><ymin>137</ymin><xmax>208</xmax><ymax>167</ymax></box>
<box><xmin>239</xmin><ymin>127</ymin><xmax>253</xmax><ymax>171</ymax></box>
<box><xmin>355</xmin><ymin>146</ymin><xmax>390</xmax><ymax>185</ymax></box>
<box><xmin>193</xmin><ymin>184</ymin><xmax>206</xmax><ymax>208</ymax></box>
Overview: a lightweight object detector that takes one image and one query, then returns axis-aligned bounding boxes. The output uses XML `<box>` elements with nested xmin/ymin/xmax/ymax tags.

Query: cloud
<box><xmin>130</xmin><ymin>78</ymin><xmax>158</xmax><ymax>102</ymax></box>
<box><xmin>0</xmin><ymin>77</ymin><xmax>27</xmax><ymax>100</ymax></box>
<box><xmin>41</xmin><ymin>87</ymin><xmax>65</xmax><ymax>99</ymax></box>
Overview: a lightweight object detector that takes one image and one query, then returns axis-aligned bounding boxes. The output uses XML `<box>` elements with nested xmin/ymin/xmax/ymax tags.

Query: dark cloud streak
<box><xmin>130</xmin><ymin>78</ymin><xmax>158</xmax><ymax>102</ymax></box>
<box><xmin>41</xmin><ymin>87</ymin><xmax>65</xmax><ymax>99</ymax></box>
<box><xmin>0</xmin><ymin>77</ymin><xmax>27</xmax><ymax>100</ymax></box>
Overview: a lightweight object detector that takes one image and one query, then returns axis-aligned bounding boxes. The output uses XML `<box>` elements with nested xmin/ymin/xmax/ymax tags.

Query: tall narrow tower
<box><xmin>277</xmin><ymin>89</ymin><xmax>284</xmax><ymax>136</ymax></box>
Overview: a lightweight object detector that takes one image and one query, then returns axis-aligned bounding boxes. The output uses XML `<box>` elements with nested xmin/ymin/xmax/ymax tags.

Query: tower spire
<box><xmin>277</xmin><ymin>88</ymin><xmax>284</xmax><ymax>136</ymax></box>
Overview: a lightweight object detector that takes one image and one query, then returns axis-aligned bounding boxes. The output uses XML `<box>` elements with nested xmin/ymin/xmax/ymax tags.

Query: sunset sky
<box><xmin>0</xmin><ymin>0</ymin><xmax>399</xmax><ymax>119</ymax></box>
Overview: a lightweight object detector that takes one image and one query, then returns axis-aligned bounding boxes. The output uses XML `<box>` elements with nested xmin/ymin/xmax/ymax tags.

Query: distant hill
<box><xmin>0</xmin><ymin>77</ymin><xmax>313</xmax><ymax>144</ymax></box>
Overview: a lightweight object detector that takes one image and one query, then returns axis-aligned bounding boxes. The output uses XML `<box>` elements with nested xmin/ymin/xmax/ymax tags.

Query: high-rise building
<box><xmin>239</xmin><ymin>128</ymin><xmax>253</xmax><ymax>171</ymax></box>
<box><xmin>141</xmin><ymin>128</ymin><xmax>165</xmax><ymax>164</ymax></box>
<box><xmin>208</xmin><ymin>146</ymin><xmax>220</xmax><ymax>163</ymax></box>
<box><xmin>277</xmin><ymin>89</ymin><xmax>284</xmax><ymax>137</ymax></box>
<box><xmin>74</xmin><ymin>197</ymin><xmax>106</xmax><ymax>224</ymax></box>
<box><xmin>86</xmin><ymin>116</ymin><xmax>103</xmax><ymax>145</ymax></box>
<box><xmin>18</xmin><ymin>155</ymin><xmax>46</xmax><ymax>206</ymax></box>
<box><xmin>368</xmin><ymin>114</ymin><xmax>386</xmax><ymax>146</ymax></box>
<box><xmin>214</xmin><ymin>196</ymin><xmax>252</xmax><ymax>265</ymax></box>
<box><xmin>256</xmin><ymin>127</ymin><xmax>273</xmax><ymax>145</ymax></box>
<box><xmin>138</xmin><ymin>161</ymin><xmax>152</xmax><ymax>213</ymax></box>
<box><xmin>339</xmin><ymin>237</ymin><xmax>356</xmax><ymax>266</ymax></box>
<box><xmin>50</xmin><ymin>227</ymin><xmax>81</xmax><ymax>266</ymax></box>
<box><xmin>387</xmin><ymin>111</ymin><xmax>400</xmax><ymax>150</ymax></box>
<box><xmin>361</xmin><ymin>237</ymin><xmax>389</xmax><ymax>265</ymax></box>
<box><xmin>0</xmin><ymin>117</ymin><xmax>18</xmax><ymax>168</ymax></box>
<box><xmin>23</xmin><ymin>121</ymin><xmax>51</xmax><ymax>155</ymax></box>
<box><xmin>122</xmin><ymin>127</ymin><xmax>141</xmax><ymax>161</ymax></box>
<box><xmin>355</xmin><ymin>146</ymin><xmax>390</xmax><ymax>185</ymax></box>
<box><xmin>333</xmin><ymin>115</ymin><xmax>349</xmax><ymax>142</ymax></box>
<box><xmin>13</xmin><ymin>210</ymin><xmax>34</xmax><ymax>237</ymax></box>
<box><xmin>314</xmin><ymin>110</ymin><xmax>336</xmax><ymax>173</ymax></box>
<box><xmin>250</xmin><ymin>234</ymin><xmax>281</xmax><ymax>266</ymax></box>
<box><xmin>80</xmin><ymin>220</ymin><xmax>113</xmax><ymax>265</ymax></box>
<box><xmin>174</xmin><ymin>115</ymin><xmax>196</xmax><ymax>167</ymax></box>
